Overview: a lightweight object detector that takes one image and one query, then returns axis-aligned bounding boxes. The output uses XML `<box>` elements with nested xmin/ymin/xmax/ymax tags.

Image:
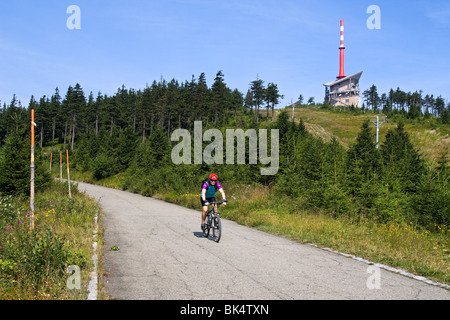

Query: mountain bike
<box><xmin>203</xmin><ymin>201</ymin><xmax>224</xmax><ymax>243</ymax></box>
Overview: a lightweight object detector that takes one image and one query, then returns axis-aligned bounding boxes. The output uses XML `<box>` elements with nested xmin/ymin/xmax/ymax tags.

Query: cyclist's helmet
<box><xmin>209</xmin><ymin>173</ymin><xmax>218</xmax><ymax>181</ymax></box>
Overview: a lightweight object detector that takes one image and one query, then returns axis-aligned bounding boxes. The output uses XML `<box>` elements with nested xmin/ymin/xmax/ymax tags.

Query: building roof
<box><xmin>323</xmin><ymin>71</ymin><xmax>363</xmax><ymax>87</ymax></box>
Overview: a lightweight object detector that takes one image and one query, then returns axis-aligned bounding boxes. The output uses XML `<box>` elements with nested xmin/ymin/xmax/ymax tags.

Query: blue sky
<box><xmin>1</xmin><ymin>0</ymin><xmax>449</xmax><ymax>108</ymax></box>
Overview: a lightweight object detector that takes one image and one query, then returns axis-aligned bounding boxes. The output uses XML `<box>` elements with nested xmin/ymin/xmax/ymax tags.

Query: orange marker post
<box><xmin>60</xmin><ymin>152</ymin><xmax>63</xmax><ymax>181</ymax></box>
<box><xmin>66</xmin><ymin>149</ymin><xmax>71</xmax><ymax>198</ymax></box>
<box><xmin>30</xmin><ymin>110</ymin><xmax>36</xmax><ymax>230</ymax></box>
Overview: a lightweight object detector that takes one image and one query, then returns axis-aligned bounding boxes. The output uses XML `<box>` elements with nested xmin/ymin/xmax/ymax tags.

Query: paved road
<box><xmin>77</xmin><ymin>182</ymin><xmax>450</xmax><ymax>300</ymax></box>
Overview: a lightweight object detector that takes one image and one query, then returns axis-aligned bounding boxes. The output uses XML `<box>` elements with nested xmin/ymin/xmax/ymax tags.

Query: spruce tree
<box><xmin>346</xmin><ymin>120</ymin><xmax>382</xmax><ymax>207</ymax></box>
<box><xmin>265</xmin><ymin>83</ymin><xmax>283</xmax><ymax>122</ymax></box>
<box><xmin>0</xmin><ymin>133</ymin><xmax>29</xmax><ymax>194</ymax></box>
<box><xmin>0</xmin><ymin>133</ymin><xmax>51</xmax><ymax>195</ymax></box>
<box><xmin>380</xmin><ymin>122</ymin><xmax>425</xmax><ymax>193</ymax></box>
<box><xmin>250</xmin><ymin>78</ymin><xmax>265</xmax><ymax>123</ymax></box>
<box><xmin>211</xmin><ymin>71</ymin><xmax>228</xmax><ymax>124</ymax></box>
<box><xmin>149</xmin><ymin>128</ymin><xmax>169</xmax><ymax>169</ymax></box>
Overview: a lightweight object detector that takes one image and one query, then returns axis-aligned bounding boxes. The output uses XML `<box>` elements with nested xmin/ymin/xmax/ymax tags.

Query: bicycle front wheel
<box><xmin>212</xmin><ymin>215</ymin><xmax>222</xmax><ymax>243</ymax></box>
<box><xmin>203</xmin><ymin>214</ymin><xmax>211</xmax><ymax>238</ymax></box>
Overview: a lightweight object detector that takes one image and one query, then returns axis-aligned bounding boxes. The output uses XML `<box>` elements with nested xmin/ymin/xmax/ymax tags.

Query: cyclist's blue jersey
<box><xmin>201</xmin><ymin>181</ymin><xmax>222</xmax><ymax>198</ymax></box>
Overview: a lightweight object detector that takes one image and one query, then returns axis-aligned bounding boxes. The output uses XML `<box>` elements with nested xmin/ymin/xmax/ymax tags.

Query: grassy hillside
<box><xmin>285</xmin><ymin>106</ymin><xmax>450</xmax><ymax>164</ymax></box>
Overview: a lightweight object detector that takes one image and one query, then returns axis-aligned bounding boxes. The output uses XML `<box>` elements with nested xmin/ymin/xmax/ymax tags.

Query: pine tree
<box><xmin>196</xmin><ymin>73</ymin><xmax>210</xmax><ymax>124</ymax></box>
<box><xmin>0</xmin><ymin>133</ymin><xmax>51</xmax><ymax>195</ymax></box>
<box><xmin>346</xmin><ymin>120</ymin><xmax>382</xmax><ymax>204</ymax></box>
<box><xmin>244</xmin><ymin>90</ymin><xmax>254</xmax><ymax>114</ymax></box>
<box><xmin>298</xmin><ymin>118</ymin><xmax>307</xmax><ymax>135</ymax></box>
<box><xmin>62</xmin><ymin>84</ymin><xmax>86</xmax><ymax>151</ymax></box>
<box><xmin>363</xmin><ymin>85</ymin><xmax>379</xmax><ymax>111</ymax></box>
<box><xmin>0</xmin><ymin>133</ymin><xmax>28</xmax><ymax>194</ymax></box>
<box><xmin>148</xmin><ymin>128</ymin><xmax>169</xmax><ymax>169</ymax></box>
<box><xmin>115</xmin><ymin>127</ymin><xmax>138</xmax><ymax>172</ymax></box>
<box><xmin>212</xmin><ymin>71</ymin><xmax>228</xmax><ymax>124</ymax></box>
<box><xmin>230</xmin><ymin>89</ymin><xmax>244</xmax><ymax>119</ymax></box>
<box><xmin>250</xmin><ymin>78</ymin><xmax>265</xmax><ymax>123</ymax></box>
<box><xmin>435</xmin><ymin>96</ymin><xmax>446</xmax><ymax>117</ymax></box>
<box><xmin>49</xmin><ymin>88</ymin><xmax>62</xmax><ymax>144</ymax></box>
<box><xmin>265</xmin><ymin>83</ymin><xmax>283</xmax><ymax>122</ymax></box>
<box><xmin>380</xmin><ymin>122</ymin><xmax>425</xmax><ymax>193</ymax></box>
<box><xmin>166</xmin><ymin>79</ymin><xmax>180</xmax><ymax>136</ymax></box>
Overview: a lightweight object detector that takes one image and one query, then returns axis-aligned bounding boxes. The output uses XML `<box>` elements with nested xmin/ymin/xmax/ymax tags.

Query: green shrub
<box><xmin>0</xmin><ymin>182</ymin><xmax>94</xmax><ymax>299</ymax></box>
<box><xmin>0</xmin><ymin>221</ymin><xmax>83</xmax><ymax>295</ymax></box>
<box><xmin>91</xmin><ymin>153</ymin><xmax>118</xmax><ymax>180</ymax></box>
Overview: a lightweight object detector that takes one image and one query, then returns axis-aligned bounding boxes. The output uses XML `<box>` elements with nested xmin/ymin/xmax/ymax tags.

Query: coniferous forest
<box><xmin>0</xmin><ymin>72</ymin><xmax>449</xmax><ymax>231</ymax></box>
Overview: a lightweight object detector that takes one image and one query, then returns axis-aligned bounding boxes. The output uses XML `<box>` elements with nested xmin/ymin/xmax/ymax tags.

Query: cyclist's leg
<box><xmin>200</xmin><ymin>197</ymin><xmax>214</xmax><ymax>227</ymax></box>
<box><xmin>202</xmin><ymin>206</ymin><xmax>208</xmax><ymax>224</ymax></box>
<box><xmin>200</xmin><ymin>197</ymin><xmax>208</xmax><ymax>229</ymax></box>
<box><xmin>201</xmin><ymin>197</ymin><xmax>216</xmax><ymax>230</ymax></box>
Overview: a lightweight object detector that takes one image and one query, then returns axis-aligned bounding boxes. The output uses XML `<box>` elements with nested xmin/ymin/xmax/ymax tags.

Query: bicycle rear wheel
<box><xmin>212</xmin><ymin>215</ymin><xmax>222</xmax><ymax>243</ymax></box>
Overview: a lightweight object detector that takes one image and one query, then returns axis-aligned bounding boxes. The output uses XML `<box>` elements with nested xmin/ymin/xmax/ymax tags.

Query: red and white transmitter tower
<box><xmin>337</xmin><ymin>19</ymin><xmax>346</xmax><ymax>80</ymax></box>
<box><xmin>324</xmin><ymin>19</ymin><xmax>363</xmax><ymax>108</ymax></box>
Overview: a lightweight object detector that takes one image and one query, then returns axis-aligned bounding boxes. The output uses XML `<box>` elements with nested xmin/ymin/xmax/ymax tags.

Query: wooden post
<box><xmin>30</xmin><ymin>110</ymin><xmax>36</xmax><ymax>230</ymax></box>
<box><xmin>60</xmin><ymin>152</ymin><xmax>62</xmax><ymax>181</ymax></box>
<box><xmin>50</xmin><ymin>152</ymin><xmax>53</xmax><ymax>172</ymax></box>
<box><xmin>66</xmin><ymin>149</ymin><xmax>71</xmax><ymax>198</ymax></box>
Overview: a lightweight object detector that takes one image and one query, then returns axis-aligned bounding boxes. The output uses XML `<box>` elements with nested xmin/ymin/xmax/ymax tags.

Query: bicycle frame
<box><xmin>207</xmin><ymin>202</ymin><xmax>220</xmax><ymax>226</ymax></box>
<box><xmin>203</xmin><ymin>201</ymin><xmax>223</xmax><ymax>242</ymax></box>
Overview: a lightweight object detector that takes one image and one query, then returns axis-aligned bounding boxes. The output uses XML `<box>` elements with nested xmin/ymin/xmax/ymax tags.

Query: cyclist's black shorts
<box><xmin>200</xmin><ymin>197</ymin><xmax>216</xmax><ymax>207</ymax></box>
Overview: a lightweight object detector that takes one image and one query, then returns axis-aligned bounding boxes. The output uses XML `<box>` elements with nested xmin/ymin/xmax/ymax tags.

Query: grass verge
<box><xmin>0</xmin><ymin>181</ymin><xmax>103</xmax><ymax>300</ymax></box>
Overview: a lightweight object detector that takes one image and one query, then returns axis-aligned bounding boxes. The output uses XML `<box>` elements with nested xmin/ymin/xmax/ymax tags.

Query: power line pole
<box><xmin>370</xmin><ymin>115</ymin><xmax>388</xmax><ymax>149</ymax></box>
<box><xmin>291</xmin><ymin>99</ymin><xmax>294</xmax><ymax>121</ymax></box>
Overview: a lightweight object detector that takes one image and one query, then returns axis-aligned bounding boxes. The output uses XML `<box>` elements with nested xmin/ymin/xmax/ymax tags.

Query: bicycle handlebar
<box><xmin>206</xmin><ymin>200</ymin><xmax>227</xmax><ymax>206</ymax></box>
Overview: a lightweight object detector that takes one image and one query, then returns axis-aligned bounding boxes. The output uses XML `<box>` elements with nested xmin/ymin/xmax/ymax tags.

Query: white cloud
<box><xmin>427</xmin><ymin>5</ymin><xmax>450</xmax><ymax>28</ymax></box>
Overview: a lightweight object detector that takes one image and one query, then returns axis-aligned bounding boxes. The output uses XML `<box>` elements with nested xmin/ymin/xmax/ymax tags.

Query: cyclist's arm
<box><xmin>201</xmin><ymin>188</ymin><xmax>207</xmax><ymax>202</ymax></box>
<box><xmin>219</xmin><ymin>188</ymin><xmax>226</xmax><ymax>202</ymax></box>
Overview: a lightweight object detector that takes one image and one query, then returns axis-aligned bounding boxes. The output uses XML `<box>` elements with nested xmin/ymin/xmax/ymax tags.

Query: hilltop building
<box><xmin>324</xmin><ymin>20</ymin><xmax>363</xmax><ymax>108</ymax></box>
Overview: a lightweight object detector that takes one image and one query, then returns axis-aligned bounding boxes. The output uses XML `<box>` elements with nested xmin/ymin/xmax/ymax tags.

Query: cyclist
<box><xmin>201</xmin><ymin>173</ymin><xmax>227</xmax><ymax>231</ymax></box>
